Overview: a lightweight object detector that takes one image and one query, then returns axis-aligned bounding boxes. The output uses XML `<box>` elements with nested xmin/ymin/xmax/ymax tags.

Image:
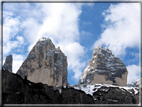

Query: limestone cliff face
<box><xmin>79</xmin><ymin>45</ymin><xmax>128</xmax><ymax>86</ymax></box>
<box><xmin>3</xmin><ymin>55</ymin><xmax>12</xmax><ymax>72</ymax></box>
<box><xmin>17</xmin><ymin>38</ymin><xmax>68</xmax><ymax>86</ymax></box>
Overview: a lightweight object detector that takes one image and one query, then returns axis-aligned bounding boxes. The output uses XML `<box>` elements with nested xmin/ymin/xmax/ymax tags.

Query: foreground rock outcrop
<box><xmin>17</xmin><ymin>38</ymin><xmax>68</xmax><ymax>86</ymax></box>
<box><xmin>3</xmin><ymin>55</ymin><xmax>12</xmax><ymax>72</ymax></box>
<box><xmin>79</xmin><ymin>45</ymin><xmax>128</xmax><ymax>86</ymax></box>
<box><xmin>2</xmin><ymin>69</ymin><xmax>140</xmax><ymax>104</ymax></box>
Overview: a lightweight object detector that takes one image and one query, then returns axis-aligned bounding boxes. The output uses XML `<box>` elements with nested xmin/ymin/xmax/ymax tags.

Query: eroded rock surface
<box><xmin>79</xmin><ymin>45</ymin><xmax>128</xmax><ymax>86</ymax></box>
<box><xmin>3</xmin><ymin>55</ymin><xmax>12</xmax><ymax>72</ymax></box>
<box><xmin>17</xmin><ymin>38</ymin><xmax>68</xmax><ymax>86</ymax></box>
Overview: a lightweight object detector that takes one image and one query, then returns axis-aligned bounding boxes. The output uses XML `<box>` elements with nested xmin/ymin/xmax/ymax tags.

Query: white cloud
<box><xmin>127</xmin><ymin>64</ymin><xmax>140</xmax><ymax>84</ymax></box>
<box><xmin>16</xmin><ymin>36</ymin><xmax>24</xmax><ymax>44</ymax></box>
<box><xmin>3</xmin><ymin>11</ymin><xmax>20</xmax><ymax>42</ymax></box>
<box><xmin>36</xmin><ymin>3</ymin><xmax>81</xmax><ymax>41</ymax></box>
<box><xmin>57</xmin><ymin>41</ymin><xmax>87</xmax><ymax>80</ymax></box>
<box><xmin>22</xmin><ymin>3</ymin><xmax>82</xmax><ymax>52</ymax></box>
<box><xmin>93</xmin><ymin>3</ymin><xmax>140</xmax><ymax>57</ymax></box>
<box><xmin>59</xmin><ymin>42</ymin><xmax>85</xmax><ymax>67</ymax></box>
<box><xmin>12</xmin><ymin>54</ymin><xmax>25</xmax><ymax>73</ymax></box>
<box><xmin>3</xmin><ymin>11</ymin><xmax>24</xmax><ymax>56</ymax></box>
<box><xmin>3</xmin><ymin>36</ymin><xmax>24</xmax><ymax>55</ymax></box>
<box><xmin>21</xmin><ymin>17</ymin><xmax>41</xmax><ymax>45</ymax></box>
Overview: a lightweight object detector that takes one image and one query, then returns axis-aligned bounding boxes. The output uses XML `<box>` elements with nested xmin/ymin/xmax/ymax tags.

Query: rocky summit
<box><xmin>3</xmin><ymin>55</ymin><xmax>12</xmax><ymax>72</ymax></box>
<box><xmin>79</xmin><ymin>45</ymin><xmax>128</xmax><ymax>86</ymax></box>
<box><xmin>17</xmin><ymin>37</ymin><xmax>68</xmax><ymax>86</ymax></box>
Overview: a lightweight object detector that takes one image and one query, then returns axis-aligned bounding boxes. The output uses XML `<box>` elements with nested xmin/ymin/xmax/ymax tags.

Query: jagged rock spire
<box><xmin>3</xmin><ymin>55</ymin><xmax>12</xmax><ymax>72</ymax></box>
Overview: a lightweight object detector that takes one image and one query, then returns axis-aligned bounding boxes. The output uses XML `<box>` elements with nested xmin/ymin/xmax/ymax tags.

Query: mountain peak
<box><xmin>38</xmin><ymin>37</ymin><xmax>51</xmax><ymax>42</ymax></box>
<box><xmin>17</xmin><ymin>37</ymin><xmax>68</xmax><ymax>86</ymax></box>
<box><xmin>98</xmin><ymin>45</ymin><xmax>102</xmax><ymax>48</ymax></box>
<box><xmin>79</xmin><ymin>45</ymin><xmax>128</xmax><ymax>86</ymax></box>
<box><xmin>92</xmin><ymin>46</ymin><xmax>113</xmax><ymax>58</ymax></box>
<box><xmin>35</xmin><ymin>37</ymin><xmax>54</xmax><ymax>48</ymax></box>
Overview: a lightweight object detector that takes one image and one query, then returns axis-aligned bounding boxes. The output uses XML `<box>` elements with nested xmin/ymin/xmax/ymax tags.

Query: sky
<box><xmin>2</xmin><ymin>1</ymin><xmax>141</xmax><ymax>85</ymax></box>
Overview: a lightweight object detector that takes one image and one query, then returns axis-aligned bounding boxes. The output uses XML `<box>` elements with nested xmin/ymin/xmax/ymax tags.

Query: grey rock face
<box><xmin>3</xmin><ymin>55</ymin><xmax>12</xmax><ymax>72</ymax></box>
<box><xmin>16</xmin><ymin>38</ymin><xmax>68</xmax><ymax>86</ymax></box>
<box><xmin>79</xmin><ymin>45</ymin><xmax>128</xmax><ymax>86</ymax></box>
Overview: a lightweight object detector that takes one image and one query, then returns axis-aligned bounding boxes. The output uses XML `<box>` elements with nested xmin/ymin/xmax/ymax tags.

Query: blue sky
<box><xmin>2</xmin><ymin>2</ymin><xmax>140</xmax><ymax>85</ymax></box>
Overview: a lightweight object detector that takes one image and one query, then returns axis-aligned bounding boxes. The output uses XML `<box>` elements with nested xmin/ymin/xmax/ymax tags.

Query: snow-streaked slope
<box><xmin>68</xmin><ymin>84</ymin><xmax>139</xmax><ymax>99</ymax></box>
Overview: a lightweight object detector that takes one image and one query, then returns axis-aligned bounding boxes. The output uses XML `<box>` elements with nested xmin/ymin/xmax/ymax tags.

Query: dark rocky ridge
<box><xmin>2</xmin><ymin>68</ymin><xmax>140</xmax><ymax>104</ymax></box>
<box><xmin>2</xmin><ymin>69</ymin><xmax>94</xmax><ymax>104</ymax></box>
